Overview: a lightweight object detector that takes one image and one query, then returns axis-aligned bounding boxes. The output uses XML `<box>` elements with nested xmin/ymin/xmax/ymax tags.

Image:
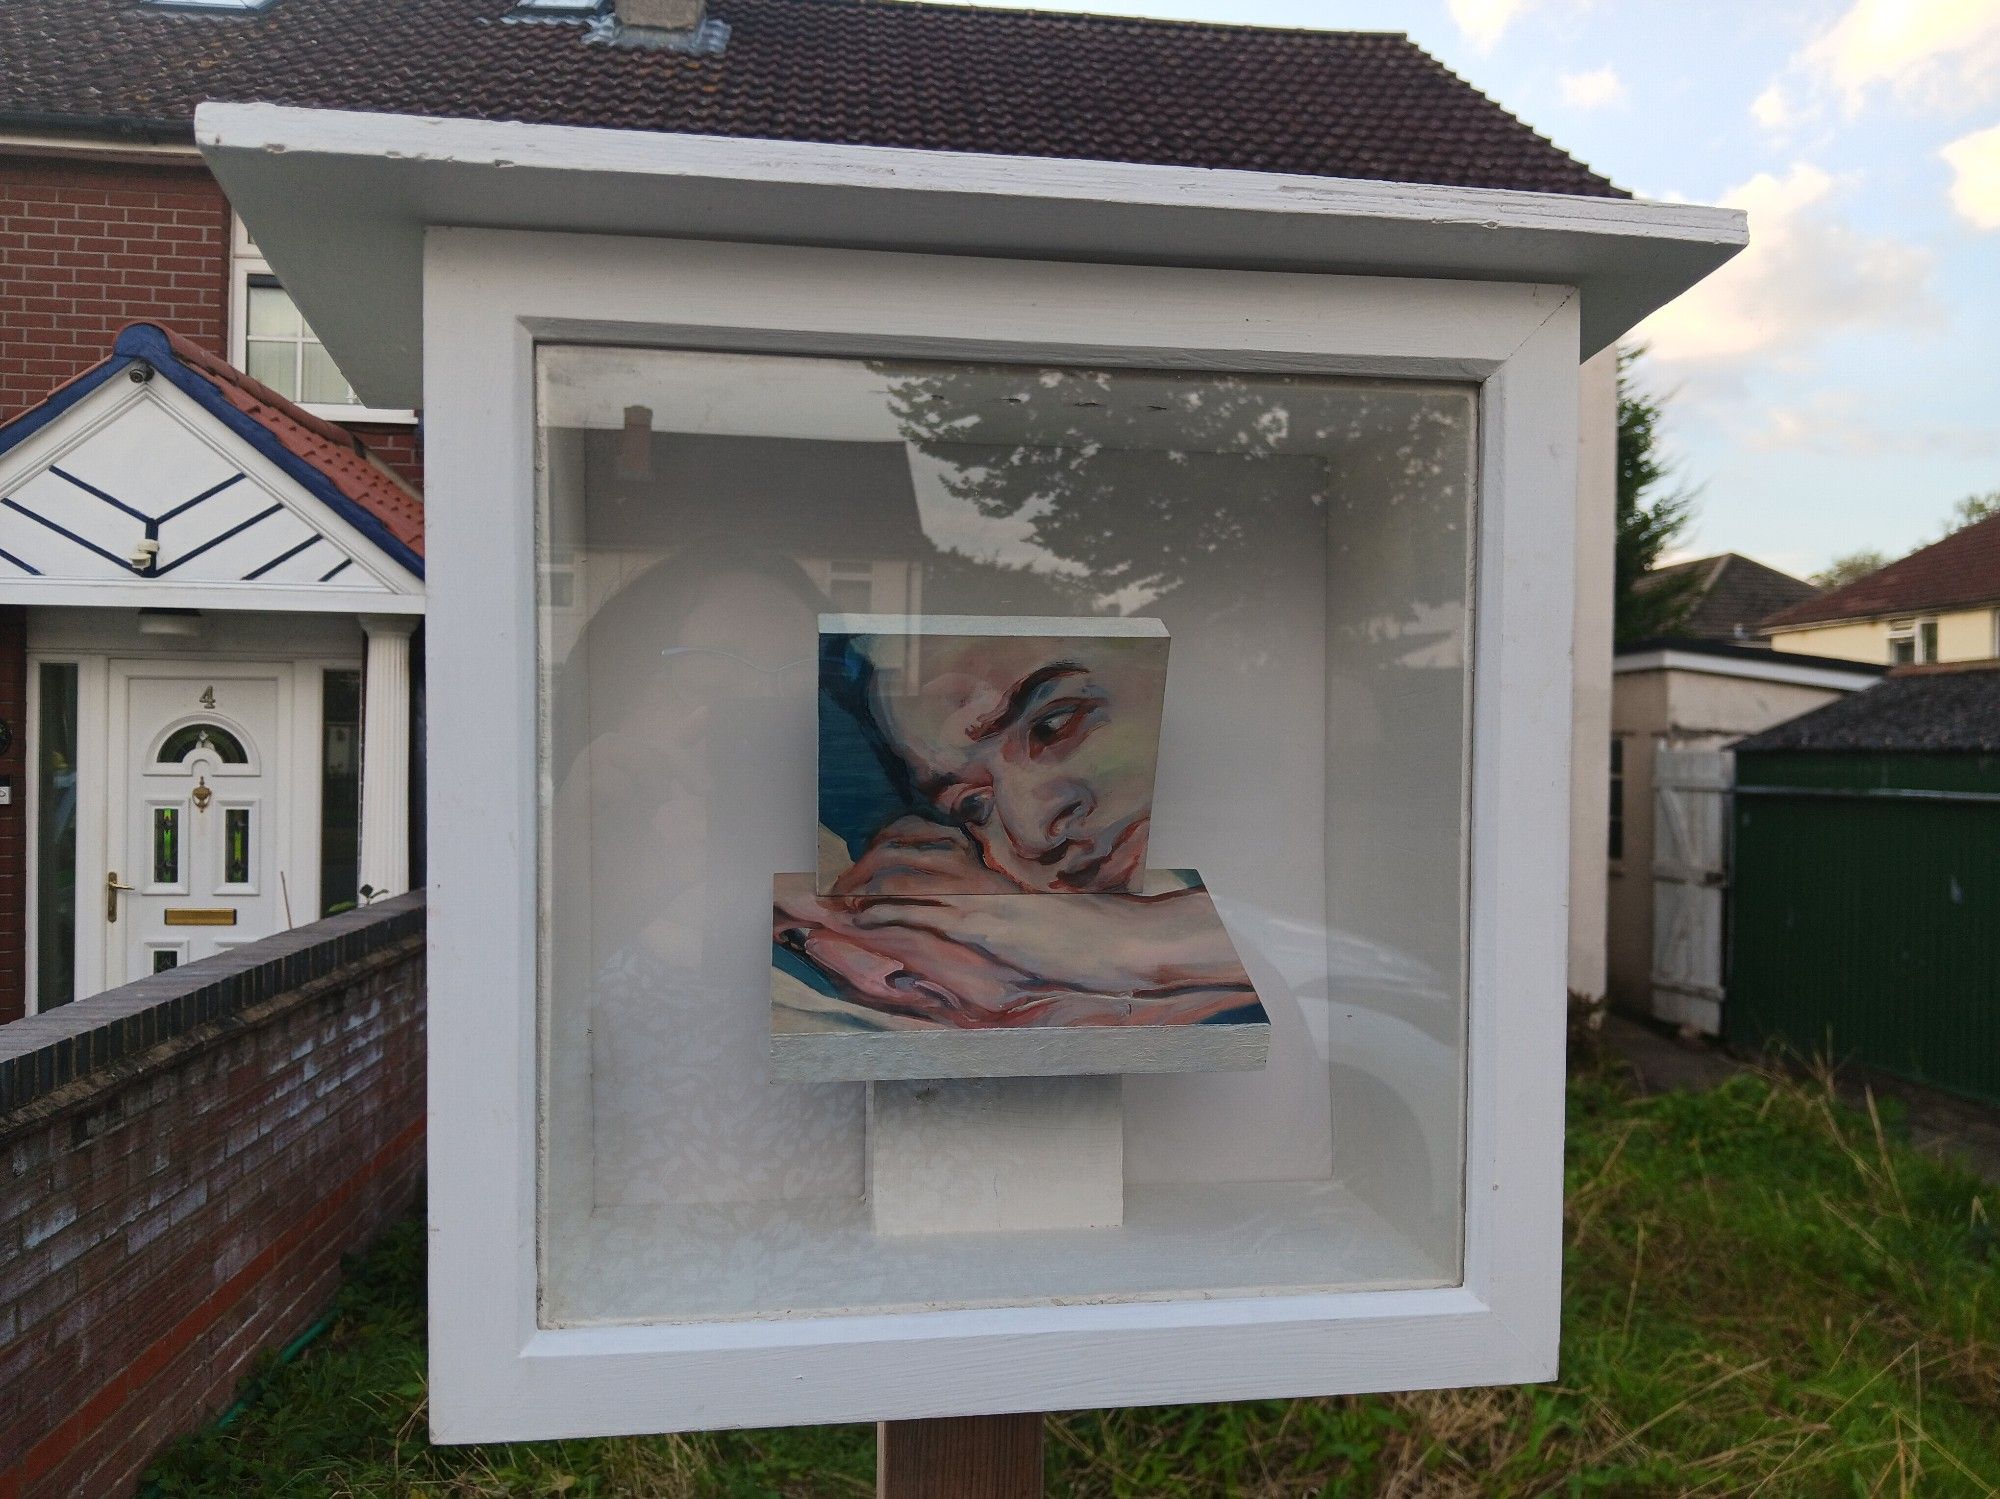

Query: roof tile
<box><xmin>1734</xmin><ymin>662</ymin><xmax>2000</xmax><ymax>755</ymax></box>
<box><xmin>1761</xmin><ymin>513</ymin><xmax>2000</xmax><ymax>632</ymax></box>
<box><xmin>0</xmin><ymin>0</ymin><xmax>1623</xmax><ymax>196</ymax></box>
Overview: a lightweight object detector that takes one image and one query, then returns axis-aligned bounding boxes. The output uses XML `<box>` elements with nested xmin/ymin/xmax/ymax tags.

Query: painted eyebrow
<box><xmin>963</xmin><ymin>662</ymin><xmax>1086</xmax><ymax>741</ymax></box>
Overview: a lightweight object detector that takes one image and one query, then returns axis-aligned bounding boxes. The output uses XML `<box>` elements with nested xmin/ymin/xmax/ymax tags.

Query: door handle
<box><xmin>106</xmin><ymin>870</ymin><xmax>136</xmax><ymax>924</ymax></box>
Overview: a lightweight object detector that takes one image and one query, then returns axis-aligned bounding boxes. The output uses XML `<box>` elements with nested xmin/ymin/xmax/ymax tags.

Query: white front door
<box><xmin>106</xmin><ymin>663</ymin><xmax>292</xmax><ymax>979</ymax></box>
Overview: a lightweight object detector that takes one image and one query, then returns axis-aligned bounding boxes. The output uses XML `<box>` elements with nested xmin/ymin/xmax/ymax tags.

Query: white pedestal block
<box><xmin>868</xmin><ymin>1076</ymin><xmax>1124</xmax><ymax>1236</ymax></box>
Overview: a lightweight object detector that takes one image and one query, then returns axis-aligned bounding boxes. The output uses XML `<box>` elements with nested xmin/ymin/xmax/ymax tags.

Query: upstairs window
<box><xmin>1887</xmin><ymin>617</ymin><xmax>1939</xmax><ymax>666</ymax></box>
<box><xmin>230</xmin><ymin>217</ymin><xmax>414</xmax><ymax>424</ymax></box>
<box><xmin>243</xmin><ymin>276</ymin><xmax>355</xmax><ymax>406</ymax></box>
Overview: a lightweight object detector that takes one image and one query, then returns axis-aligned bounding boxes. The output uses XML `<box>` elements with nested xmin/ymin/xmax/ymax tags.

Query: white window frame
<box><xmin>422</xmin><ymin>229</ymin><xmax>1581</xmax><ymax>1441</ymax></box>
<box><xmin>229</xmin><ymin>217</ymin><xmax>416</xmax><ymax>426</ymax></box>
<box><xmin>1886</xmin><ymin>616</ymin><xmax>1939</xmax><ymax>666</ymax></box>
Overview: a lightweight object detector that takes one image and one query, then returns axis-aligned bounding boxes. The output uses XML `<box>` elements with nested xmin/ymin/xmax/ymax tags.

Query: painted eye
<box><xmin>956</xmin><ymin>789</ymin><xmax>994</xmax><ymax>825</ymax></box>
<box><xmin>1029</xmin><ymin>705</ymin><xmax>1081</xmax><ymax>749</ymax></box>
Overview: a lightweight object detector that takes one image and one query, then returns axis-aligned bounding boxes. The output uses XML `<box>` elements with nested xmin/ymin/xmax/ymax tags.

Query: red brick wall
<box><xmin>0</xmin><ymin>898</ymin><xmax>425</xmax><ymax>1499</ymax></box>
<box><xmin>352</xmin><ymin>422</ymin><xmax>425</xmax><ymax>491</ymax></box>
<box><xmin>0</xmin><ymin>154</ymin><xmax>231</xmax><ymax>424</ymax></box>
<box><xmin>0</xmin><ymin>608</ymin><xmax>24</xmax><ymax>1026</ymax></box>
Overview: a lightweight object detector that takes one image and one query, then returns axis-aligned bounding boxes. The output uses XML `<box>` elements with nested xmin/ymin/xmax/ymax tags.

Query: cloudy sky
<box><xmin>932</xmin><ymin>0</ymin><xmax>2000</xmax><ymax>578</ymax></box>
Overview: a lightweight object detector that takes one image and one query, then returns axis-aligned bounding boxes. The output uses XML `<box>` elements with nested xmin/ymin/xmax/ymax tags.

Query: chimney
<box><xmin>615</xmin><ymin>0</ymin><xmax>703</xmax><ymax>29</ymax></box>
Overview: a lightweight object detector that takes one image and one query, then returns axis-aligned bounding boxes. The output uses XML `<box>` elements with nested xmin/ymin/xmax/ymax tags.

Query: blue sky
<box><xmin>931</xmin><ymin>0</ymin><xmax>2000</xmax><ymax>578</ymax></box>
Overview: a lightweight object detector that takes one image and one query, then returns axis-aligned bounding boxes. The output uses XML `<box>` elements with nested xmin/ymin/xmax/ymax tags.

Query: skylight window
<box><xmin>145</xmin><ymin>0</ymin><xmax>279</xmax><ymax>12</ymax></box>
<box><xmin>503</xmin><ymin>0</ymin><xmax>608</xmax><ymax>17</ymax></box>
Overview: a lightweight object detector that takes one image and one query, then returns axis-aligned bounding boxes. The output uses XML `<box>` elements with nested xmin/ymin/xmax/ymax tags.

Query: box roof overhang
<box><xmin>199</xmin><ymin>103</ymin><xmax>1746</xmax><ymax>410</ymax></box>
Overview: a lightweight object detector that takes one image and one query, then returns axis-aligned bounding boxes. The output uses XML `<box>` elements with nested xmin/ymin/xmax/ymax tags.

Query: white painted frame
<box><xmin>424</xmin><ymin>228</ymin><xmax>1577</xmax><ymax>1440</ymax></box>
<box><xmin>197</xmin><ymin>104</ymin><xmax>1744</xmax><ymax>408</ymax></box>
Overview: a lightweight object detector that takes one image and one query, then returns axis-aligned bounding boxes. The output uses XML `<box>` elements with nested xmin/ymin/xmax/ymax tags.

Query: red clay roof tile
<box><xmin>149</xmin><ymin>324</ymin><xmax>425</xmax><ymax>559</ymax></box>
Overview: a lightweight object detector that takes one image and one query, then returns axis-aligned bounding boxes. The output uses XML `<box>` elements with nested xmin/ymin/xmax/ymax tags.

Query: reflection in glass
<box><xmin>224</xmin><ymin>808</ymin><xmax>251</xmax><ymax>886</ymax></box>
<box><xmin>152</xmin><ymin>807</ymin><xmax>180</xmax><ymax>885</ymax></box>
<box><xmin>36</xmin><ymin>663</ymin><xmax>78</xmax><ymax>1010</ymax></box>
<box><xmin>537</xmin><ymin>349</ymin><xmax>1476</xmax><ymax>1324</ymax></box>
<box><xmin>153</xmin><ymin>950</ymin><xmax>179</xmax><ymax>974</ymax></box>
<box><xmin>319</xmin><ymin>669</ymin><xmax>362</xmax><ymax>914</ymax></box>
<box><xmin>158</xmin><ymin>722</ymin><xmax>249</xmax><ymax>765</ymax></box>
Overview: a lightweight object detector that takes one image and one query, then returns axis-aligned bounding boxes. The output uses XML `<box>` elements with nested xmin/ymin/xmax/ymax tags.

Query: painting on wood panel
<box><xmin>814</xmin><ymin>614</ymin><xmax>1169</xmax><ymax>896</ymax></box>
<box><xmin>775</xmin><ymin>614</ymin><xmax>1268</xmax><ymax>1082</ymax></box>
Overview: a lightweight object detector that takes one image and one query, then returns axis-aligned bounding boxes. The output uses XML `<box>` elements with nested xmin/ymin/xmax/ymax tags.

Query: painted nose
<box><xmin>999</xmin><ymin>773</ymin><xmax>1093</xmax><ymax>860</ymax></box>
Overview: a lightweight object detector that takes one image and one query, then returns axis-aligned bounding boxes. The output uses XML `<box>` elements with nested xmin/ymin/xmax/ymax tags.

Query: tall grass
<box><xmin>148</xmin><ymin>1062</ymin><xmax>1999</xmax><ymax>1497</ymax></box>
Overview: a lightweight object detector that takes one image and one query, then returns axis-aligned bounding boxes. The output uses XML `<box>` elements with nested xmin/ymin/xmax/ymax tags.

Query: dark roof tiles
<box><xmin>0</xmin><ymin>0</ymin><xmax>1624</xmax><ymax>196</ymax></box>
<box><xmin>1638</xmin><ymin>553</ymin><xmax>1821</xmax><ymax>643</ymax></box>
<box><xmin>1734</xmin><ymin>663</ymin><xmax>2000</xmax><ymax>755</ymax></box>
<box><xmin>1762</xmin><ymin>512</ymin><xmax>2000</xmax><ymax>632</ymax></box>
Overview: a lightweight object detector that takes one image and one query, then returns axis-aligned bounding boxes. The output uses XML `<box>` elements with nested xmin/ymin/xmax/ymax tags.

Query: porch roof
<box><xmin>0</xmin><ymin>324</ymin><xmax>423</xmax><ymax>577</ymax></box>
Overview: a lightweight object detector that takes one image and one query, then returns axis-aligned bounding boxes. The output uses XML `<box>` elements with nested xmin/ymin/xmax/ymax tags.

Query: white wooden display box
<box><xmin>199</xmin><ymin>102</ymin><xmax>1745</xmax><ymax>1443</ymax></box>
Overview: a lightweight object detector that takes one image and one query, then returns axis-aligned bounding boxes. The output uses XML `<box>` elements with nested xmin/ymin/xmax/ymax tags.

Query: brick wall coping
<box><xmin>0</xmin><ymin>892</ymin><xmax>424</xmax><ymax>1119</ymax></box>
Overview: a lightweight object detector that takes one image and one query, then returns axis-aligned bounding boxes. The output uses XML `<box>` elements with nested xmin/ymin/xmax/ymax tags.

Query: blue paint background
<box><xmin>817</xmin><ymin>632</ymin><xmax>925</xmax><ymax>857</ymax></box>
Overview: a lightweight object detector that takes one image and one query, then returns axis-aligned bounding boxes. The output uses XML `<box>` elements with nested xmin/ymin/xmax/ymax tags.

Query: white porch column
<box><xmin>358</xmin><ymin>615</ymin><xmax>417</xmax><ymax>898</ymax></box>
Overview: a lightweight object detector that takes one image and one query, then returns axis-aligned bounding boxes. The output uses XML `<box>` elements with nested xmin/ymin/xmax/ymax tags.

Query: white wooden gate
<box><xmin>1651</xmin><ymin>745</ymin><xmax>1732</xmax><ymax>1034</ymax></box>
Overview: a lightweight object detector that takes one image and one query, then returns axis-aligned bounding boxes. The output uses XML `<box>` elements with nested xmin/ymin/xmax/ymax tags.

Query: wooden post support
<box><xmin>877</xmin><ymin>1414</ymin><xmax>1045</xmax><ymax>1499</ymax></box>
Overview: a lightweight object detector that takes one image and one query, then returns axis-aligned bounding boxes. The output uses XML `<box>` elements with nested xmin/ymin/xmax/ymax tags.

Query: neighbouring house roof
<box><xmin>0</xmin><ymin>0</ymin><xmax>1622</xmax><ymax>197</ymax></box>
<box><xmin>1635</xmin><ymin>553</ymin><xmax>1819</xmax><ymax>643</ymax></box>
<box><xmin>0</xmin><ymin>322</ymin><xmax>423</xmax><ymax>583</ymax></box>
<box><xmin>1614</xmin><ymin>636</ymin><xmax>1886</xmax><ymax>685</ymax></box>
<box><xmin>1733</xmin><ymin>661</ymin><xmax>2000</xmax><ymax>755</ymax></box>
<box><xmin>1760</xmin><ymin>513</ymin><xmax>2000</xmax><ymax>633</ymax></box>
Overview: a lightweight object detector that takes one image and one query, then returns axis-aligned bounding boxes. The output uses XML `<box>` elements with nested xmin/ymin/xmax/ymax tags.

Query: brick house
<box><xmin>0</xmin><ymin>0</ymin><xmax>1632</xmax><ymax>1027</ymax></box>
<box><xmin>0</xmin><ymin>135</ymin><xmax>425</xmax><ymax>1023</ymax></box>
<box><xmin>1762</xmin><ymin>512</ymin><xmax>2000</xmax><ymax>667</ymax></box>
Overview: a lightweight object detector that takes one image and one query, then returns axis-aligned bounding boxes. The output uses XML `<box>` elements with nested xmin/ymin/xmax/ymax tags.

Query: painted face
<box><xmin>868</xmin><ymin>634</ymin><xmax>1163</xmax><ymax>892</ymax></box>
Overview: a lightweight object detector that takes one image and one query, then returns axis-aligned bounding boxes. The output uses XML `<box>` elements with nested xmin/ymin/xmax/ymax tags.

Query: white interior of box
<box><xmin>534</xmin><ymin>347</ymin><xmax>1474</xmax><ymax>1325</ymax></box>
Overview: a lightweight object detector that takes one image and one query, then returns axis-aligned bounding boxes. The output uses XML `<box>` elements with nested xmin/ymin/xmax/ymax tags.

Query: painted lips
<box><xmin>1053</xmin><ymin>816</ymin><xmax>1149</xmax><ymax>891</ymax></box>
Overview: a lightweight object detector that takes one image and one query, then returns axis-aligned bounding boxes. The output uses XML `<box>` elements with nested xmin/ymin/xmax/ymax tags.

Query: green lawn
<box><xmin>148</xmin><ymin>1062</ymin><xmax>2000</xmax><ymax>1497</ymax></box>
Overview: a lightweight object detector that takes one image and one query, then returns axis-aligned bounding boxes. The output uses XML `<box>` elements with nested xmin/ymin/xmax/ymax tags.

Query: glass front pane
<box><xmin>35</xmin><ymin>663</ymin><xmax>78</xmax><ymax>1011</ymax></box>
<box><xmin>244</xmin><ymin>340</ymin><xmax>297</xmax><ymax>399</ymax></box>
<box><xmin>319</xmin><ymin>669</ymin><xmax>362</xmax><ymax>914</ymax></box>
<box><xmin>152</xmin><ymin>950</ymin><xmax>179</xmax><ymax>973</ymax></box>
<box><xmin>152</xmin><ymin>807</ymin><xmax>180</xmax><ymax>885</ymax></box>
<box><xmin>224</xmin><ymin>808</ymin><xmax>251</xmax><ymax>885</ymax></box>
<box><xmin>537</xmin><ymin>347</ymin><xmax>1475</xmax><ymax>1325</ymax></box>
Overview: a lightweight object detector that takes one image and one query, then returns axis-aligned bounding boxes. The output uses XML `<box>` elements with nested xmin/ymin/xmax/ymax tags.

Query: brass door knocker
<box><xmin>193</xmin><ymin>775</ymin><xmax>212</xmax><ymax>813</ymax></box>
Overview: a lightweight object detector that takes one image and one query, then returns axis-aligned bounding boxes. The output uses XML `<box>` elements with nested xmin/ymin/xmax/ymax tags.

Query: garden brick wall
<box><xmin>0</xmin><ymin>894</ymin><xmax>425</xmax><ymax>1499</ymax></box>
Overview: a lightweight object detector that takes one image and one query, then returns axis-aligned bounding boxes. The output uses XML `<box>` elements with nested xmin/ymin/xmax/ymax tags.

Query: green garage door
<box><xmin>1727</xmin><ymin>752</ymin><xmax>2000</xmax><ymax>1105</ymax></box>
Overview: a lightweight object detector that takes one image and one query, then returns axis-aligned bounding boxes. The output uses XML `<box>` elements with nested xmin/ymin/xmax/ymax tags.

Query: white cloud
<box><xmin>1746</xmin><ymin>390</ymin><xmax>1998</xmax><ymax>459</ymax></box>
<box><xmin>1448</xmin><ymin>0</ymin><xmax>1533</xmax><ymax>53</ymax></box>
<box><xmin>1942</xmin><ymin>122</ymin><xmax>2000</xmax><ymax>228</ymax></box>
<box><xmin>1560</xmin><ymin>66</ymin><xmax>1625</xmax><ymax>110</ymax></box>
<box><xmin>1637</xmin><ymin>164</ymin><xmax>1932</xmax><ymax>366</ymax></box>
<box><xmin>1750</xmin><ymin>84</ymin><xmax>1793</xmax><ymax>131</ymax></box>
<box><xmin>1799</xmin><ymin>0</ymin><xmax>2000</xmax><ymax>115</ymax></box>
